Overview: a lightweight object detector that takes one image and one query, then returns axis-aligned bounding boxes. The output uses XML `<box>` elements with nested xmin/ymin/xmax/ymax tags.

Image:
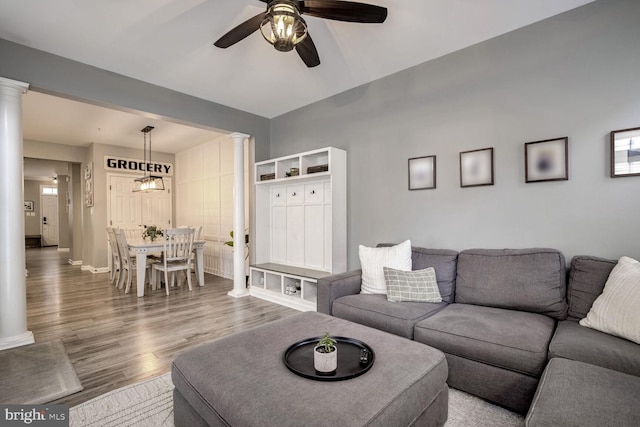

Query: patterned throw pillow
<box><xmin>359</xmin><ymin>240</ymin><xmax>412</xmax><ymax>294</ymax></box>
<box><xmin>580</xmin><ymin>256</ymin><xmax>640</xmax><ymax>344</ymax></box>
<box><xmin>384</xmin><ymin>266</ymin><xmax>442</xmax><ymax>303</ymax></box>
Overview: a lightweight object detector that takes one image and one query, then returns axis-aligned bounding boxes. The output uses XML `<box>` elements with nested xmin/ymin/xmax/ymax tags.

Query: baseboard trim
<box><xmin>57</xmin><ymin>247</ymin><xmax>70</xmax><ymax>252</ymax></box>
<box><xmin>68</xmin><ymin>259</ymin><xmax>82</xmax><ymax>266</ymax></box>
<box><xmin>81</xmin><ymin>265</ymin><xmax>109</xmax><ymax>274</ymax></box>
<box><xmin>0</xmin><ymin>331</ymin><xmax>35</xmax><ymax>351</ymax></box>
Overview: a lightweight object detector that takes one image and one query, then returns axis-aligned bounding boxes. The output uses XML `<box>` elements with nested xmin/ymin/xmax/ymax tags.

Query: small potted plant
<box><xmin>142</xmin><ymin>225</ymin><xmax>163</xmax><ymax>241</ymax></box>
<box><xmin>224</xmin><ymin>230</ymin><xmax>250</xmax><ymax>285</ymax></box>
<box><xmin>314</xmin><ymin>332</ymin><xmax>338</xmax><ymax>374</ymax></box>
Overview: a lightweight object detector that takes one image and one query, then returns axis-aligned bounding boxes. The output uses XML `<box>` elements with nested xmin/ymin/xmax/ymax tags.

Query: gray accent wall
<box><xmin>269</xmin><ymin>0</ymin><xmax>640</xmax><ymax>269</ymax></box>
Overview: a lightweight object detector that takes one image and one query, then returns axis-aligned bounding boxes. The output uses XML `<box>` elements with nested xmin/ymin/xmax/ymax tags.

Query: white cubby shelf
<box><xmin>252</xmin><ymin>147</ymin><xmax>347</xmax><ymax>311</ymax></box>
<box><xmin>249</xmin><ymin>264</ymin><xmax>329</xmax><ymax>312</ymax></box>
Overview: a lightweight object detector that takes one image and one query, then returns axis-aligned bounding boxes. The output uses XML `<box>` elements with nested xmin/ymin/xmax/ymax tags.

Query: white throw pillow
<box><xmin>359</xmin><ymin>240</ymin><xmax>412</xmax><ymax>294</ymax></box>
<box><xmin>580</xmin><ymin>256</ymin><xmax>640</xmax><ymax>344</ymax></box>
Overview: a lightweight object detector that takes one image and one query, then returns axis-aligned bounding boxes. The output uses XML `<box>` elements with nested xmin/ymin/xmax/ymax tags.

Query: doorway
<box><xmin>40</xmin><ymin>186</ymin><xmax>58</xmax><ymax>247</ymax></box>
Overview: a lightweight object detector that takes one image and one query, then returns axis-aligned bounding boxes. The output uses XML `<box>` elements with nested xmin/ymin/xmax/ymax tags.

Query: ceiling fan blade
<box><xmin>301</xmin><ymin>0</ymin><xmax>387</xmax><ymax>23</ymax></box>
<box><xmin>295</xmin><ymin>34</ymin><xmax>320</xmax><ymax>68</ymax></box>
<box><xmin>214</xmin><ymin>12</ymin><xmax>266</xmax><ymax>48</ymax></box>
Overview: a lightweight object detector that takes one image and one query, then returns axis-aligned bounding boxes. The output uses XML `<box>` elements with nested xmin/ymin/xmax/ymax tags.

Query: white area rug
<box><xmin>71</xmin><ymin>373</ymin><xmax>524</xmax><ymax>426</ymax></box>
<box><xmin>70</xmin><ymin>374</ymin><xmax>173</xmax><ymax>427</ymax></box>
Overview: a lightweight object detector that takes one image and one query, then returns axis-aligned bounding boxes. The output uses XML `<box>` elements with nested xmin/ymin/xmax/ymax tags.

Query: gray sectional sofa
<box><xmin>317</xmin><ymin>246</ymin><xmax>640</xmax><ymax>424</ymax></box>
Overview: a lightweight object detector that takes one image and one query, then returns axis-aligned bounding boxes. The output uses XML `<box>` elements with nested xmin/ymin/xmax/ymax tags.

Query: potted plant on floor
<box><xmin>224</xmin><ymin>230</ymin><xmax>250</xmax><ymax>286</ymax></box>
<box><xmin>314</xmin><ymin>332</ymin><xmax>338</xmax><ymax>374</ymax></box>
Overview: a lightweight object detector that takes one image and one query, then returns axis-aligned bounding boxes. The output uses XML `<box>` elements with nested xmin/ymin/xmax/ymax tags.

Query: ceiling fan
<box><xmin>214</xmin><ymin>0</ymin><xmax>387</xmax><ymax>68</ymax></box>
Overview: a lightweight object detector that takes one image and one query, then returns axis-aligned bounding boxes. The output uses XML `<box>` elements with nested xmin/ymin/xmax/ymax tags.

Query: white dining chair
<box><xmin>114</xmin><ymin>228</ymin><xmax>156</xmax><ymax>294</ymax></box>
<box><xmin>152</xmin><ymin>227</ymin><xmax>195</xmax><ymax>295</ymax></box>
<box><xmin>178</xmin><ymin>225</ymin><xmax>203</xmax><ymax>285</ymax></box>
<box><xmin>106</xmin><ymin>227</ymin><xmax>121</xmax><ymax>287</ymax></box>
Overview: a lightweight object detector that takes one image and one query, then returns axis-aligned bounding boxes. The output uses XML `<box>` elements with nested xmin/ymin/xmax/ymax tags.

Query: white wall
<box><xmin>175</xmin><ymin>136</ymin><xmax>250</xmax><ymax>279</ymax></box>
<box><xmin>269</xmin><ymin>0</ymin><xmax>640</xmax><ymax>268</ymax></box>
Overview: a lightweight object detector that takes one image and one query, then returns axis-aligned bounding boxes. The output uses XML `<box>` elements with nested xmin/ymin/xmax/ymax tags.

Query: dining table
<box><xmin>127</xmin><ymin>238</ymin><xmax>206</xmax><ymax>297</ymax></box>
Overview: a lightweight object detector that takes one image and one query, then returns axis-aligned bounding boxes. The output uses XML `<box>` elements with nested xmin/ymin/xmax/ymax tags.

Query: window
<box><xmin>42</xmin><ymin>186</ymin><xmax>57</xmax><ymax>195</ymax></box>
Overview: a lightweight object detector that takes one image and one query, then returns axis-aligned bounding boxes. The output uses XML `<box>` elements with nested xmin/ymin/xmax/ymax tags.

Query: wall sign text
<box><xmin>104</xmin><ymin>156</ymin><xmax>173</xmax><ymax>176</ymax></box>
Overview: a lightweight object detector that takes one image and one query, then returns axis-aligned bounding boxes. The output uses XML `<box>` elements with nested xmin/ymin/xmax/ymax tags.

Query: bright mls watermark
<box><xmin>1</xmin><ymin>405</ymin><xmax>68</xmax><ymax>426</ymax></box>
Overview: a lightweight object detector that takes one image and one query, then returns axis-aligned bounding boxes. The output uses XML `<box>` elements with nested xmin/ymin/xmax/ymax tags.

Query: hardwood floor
<box><xmin>25</xmin><ymin>247</ymin><xmax>298</xmax><ymax>406</ymax></box>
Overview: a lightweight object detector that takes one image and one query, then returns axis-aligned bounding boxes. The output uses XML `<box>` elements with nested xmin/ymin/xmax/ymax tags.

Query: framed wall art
<box><xmin>84</xmin><ymin>162</ymin><xmax>94</xmax><ymax>207</ymax></box>
<box><xmin>525</xmin><ymin>137</ymin><xmax>568</xmax><ymax>183</ymax></box>
<box><xmin>610</xmin><ymin>126</ymin><xmax>640</xmax><ymax>178</ymax></box>
<box><xmin>460</xmin><ymin>147</ymin><xmax>494</xmax><ymax>188</ymax></box>
<box><xmin>408</xmin><ymin>155</ymin><xmax>436</xmax><ymax>190</ymax></box>
<box><xmin>24</xmin><ymin>200</ymin><xmax>34</xmax><ymax>211</ymax></box>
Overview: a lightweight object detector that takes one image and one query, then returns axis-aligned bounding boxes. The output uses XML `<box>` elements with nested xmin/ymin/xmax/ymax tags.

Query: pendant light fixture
<box><xmin>133</xmin><ymin>125</ymin><xmax>165</xmax><ymax>192</ymax></box>
<box><xmin>259</xmin><ymin>1</ymin><xmax>308</xmax><ymax>52</ymax></box>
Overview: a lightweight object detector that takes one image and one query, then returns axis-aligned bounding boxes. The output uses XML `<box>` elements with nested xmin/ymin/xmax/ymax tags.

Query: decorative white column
<box><xmin>228</xmin><ymin>132</ymin><xmax>250</xmax><ymax>298</ymax></box>
<box><xmin>0</xmin><ymin>77</ymin><xmax>34</xmax><ymax>350</ymax></box>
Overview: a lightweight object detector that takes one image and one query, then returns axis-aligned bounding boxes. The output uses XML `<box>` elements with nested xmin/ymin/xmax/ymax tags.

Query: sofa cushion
<box><xmin>526</xmin><ymin>358</ymin><xmax>640</xmax><ymax>427</ymax></box>
<box><xmin>455</xmin><ymin>248</ymin><xmax>567</xmax><ymax>319</ymax></box>
<box><xmin>549</xmin><ymin>320</ymin><xmax>640</xmax><ymax>377</ymax></box>
<box><xmin>384</xmin><ymin>267</ymin><xmax>442</xmax><ymax>303</ymax></box>
<box><xmin>414</xmin><ymin>303</ymin><xmax>555</xmax><ymax>377</ymax></box>
<box><xmin>359</xmin><ymin>240</ymin><xmax>412</xmax><ymax>294</ymax></box>
<box><xmin>567</xmin><ymin>255</ymin><xmax>616</xmax><ymax>321</ymax></box>
<box><xmin>579</xmin><ymin>256</ymin><xmax>640</xmax><ymax>344</ymax></box>
<box><xmin>378</xmin><ymin>245</ymin><xmax>458</xmax><ymax>303</ymax></box>
<box><xmin>332</xmin><ymin>294</ymin><xmax>447</xmax><ymax>339</ymax></box>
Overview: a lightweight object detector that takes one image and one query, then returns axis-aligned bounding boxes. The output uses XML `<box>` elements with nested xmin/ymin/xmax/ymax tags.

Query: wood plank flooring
<box><xmin>25</xmin><ymin>247</ymin><xmax>298</xmax><ymax>406</ymax></box>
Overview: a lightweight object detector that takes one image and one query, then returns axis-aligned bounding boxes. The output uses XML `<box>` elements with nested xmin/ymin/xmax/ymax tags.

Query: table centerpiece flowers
<box><xmin>142</xmin><ymin>225</ymin><xmax>163</xmax><ymax>241</ymax></box>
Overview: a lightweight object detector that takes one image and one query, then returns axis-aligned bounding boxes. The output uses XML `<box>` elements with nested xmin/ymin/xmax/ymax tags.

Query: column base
<box><xmin>227</xmin><ymin>289</ymin><xmax>250</xmax><ymax>298</ymax></box>
<box><xmin>0</xmin><ymin>331</ymin><xmax>35</xmax><ymax>351</ymax></box>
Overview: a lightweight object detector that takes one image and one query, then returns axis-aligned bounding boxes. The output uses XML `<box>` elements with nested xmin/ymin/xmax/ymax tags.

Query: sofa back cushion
<box><xmin>455</xmin><ymin>248</ymin><xmax>567</xmax><ymax>319</ymax></box>
<box><xmin>377</xmin><ymin>245</ymin><xmax>458</xmax><ymax>303</ymax></box>
<box><xmin>567</xmin><ymin>255</ymin><xmax>616</xmax><ymax>321</ymax></box>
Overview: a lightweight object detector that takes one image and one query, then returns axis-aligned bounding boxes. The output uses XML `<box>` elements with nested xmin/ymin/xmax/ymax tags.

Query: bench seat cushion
<box><xmin>332</xmin><ymin>294</ymin><xmax>447</xmax><ymax>339</ymax></box>
<box><xmin>526</xmin><ymin>358</ymin><xmax>640</xmax><ymax>427</ymax></box>
<box><xmin>549</xmin><ymin>320</ymin><xmax>640</xmax><ymax>377</ymax></box>
<box><xmin>414</xmin><ymin>303</ymin><xmax>554</xmax><ymax>377</ymax></box>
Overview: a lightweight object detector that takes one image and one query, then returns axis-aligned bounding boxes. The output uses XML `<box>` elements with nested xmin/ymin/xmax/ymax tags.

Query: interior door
<box><xmin>109</xmin><ymin>175</ymin><xmax>172</xmax><ymax>230</ymax></box>
<box><xmin>141</xmin><ymin>178</ymin><xmax>172</xmax><ymax>230</ymax></box>
<box><xmin>41</xmin><ymin>194</ymin><xmax>59</xmax><ymax>246</ymax></box>
<box><xmin>109</xmin><ymin>176</ymin><xmax>142</xmax><ymax>229</ymax></box>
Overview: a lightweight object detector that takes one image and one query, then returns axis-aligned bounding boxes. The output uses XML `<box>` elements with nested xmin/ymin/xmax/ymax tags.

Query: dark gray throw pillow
<box><xmin>384</xmin><ymin>266</ymin><xmax>442</xmax><ymax>303</ymax></box>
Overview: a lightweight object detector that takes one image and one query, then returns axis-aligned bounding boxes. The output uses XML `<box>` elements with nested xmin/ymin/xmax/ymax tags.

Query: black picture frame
<box><xmin>24</xmin><ymin>200</ymin><xmax>34</xmax><ymax>211</ymax></box>
<box><xmin>460</xmin><ymin>147</ymin><xmax>494</xmax><ymax>188</ymax></box>
<box><xmin>525</xmin><ymin>137</ymin><xmax>568</xmax><ymax>183</ymax></box>
<box><xmin>610</xmin><ymin>126</ymin><xmax>640</xmax><ymax>178</ymax></box>
<box><xmin>408</xmin><ymin>155</ymin><xmax>436</xmax><ymax>190</ymax></box>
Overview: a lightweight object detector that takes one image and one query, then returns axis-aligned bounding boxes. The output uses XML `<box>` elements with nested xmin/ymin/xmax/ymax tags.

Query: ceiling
<box><xmin>1</xmin><ymin>0</ymin><xmax>595</xmax><ymax>178</ymax></box>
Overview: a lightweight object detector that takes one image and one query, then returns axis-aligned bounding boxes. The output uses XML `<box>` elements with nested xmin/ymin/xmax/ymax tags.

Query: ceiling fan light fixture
<box><xmin>260</xmin><ymin>1</ymin><xmax>307</xmax><ymax>52</ymax></box>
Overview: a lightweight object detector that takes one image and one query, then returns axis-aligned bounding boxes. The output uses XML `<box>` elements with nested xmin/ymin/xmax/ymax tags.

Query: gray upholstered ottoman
<box><xmin>172</xmin><ymin>311</ymin><xmax>448</xmax><ymax>427</ymax></box>
<box><xmin>526</xmin><ymin>358</ymin><xmax>640</xmax><ymax>426</ymax></box>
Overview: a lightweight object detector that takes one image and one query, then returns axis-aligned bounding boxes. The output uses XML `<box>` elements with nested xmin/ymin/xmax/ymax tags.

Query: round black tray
<box><xmin>283</xmin><ymin>336</ymin><xmax>375</xmax><ymax>381</ymax></box>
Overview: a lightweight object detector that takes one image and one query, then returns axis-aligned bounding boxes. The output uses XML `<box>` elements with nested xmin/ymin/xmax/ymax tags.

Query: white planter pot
<box><xmin>314</xmin><ymin>345</ymin><xmax>337</xmax><ymax>373</ymax></box>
